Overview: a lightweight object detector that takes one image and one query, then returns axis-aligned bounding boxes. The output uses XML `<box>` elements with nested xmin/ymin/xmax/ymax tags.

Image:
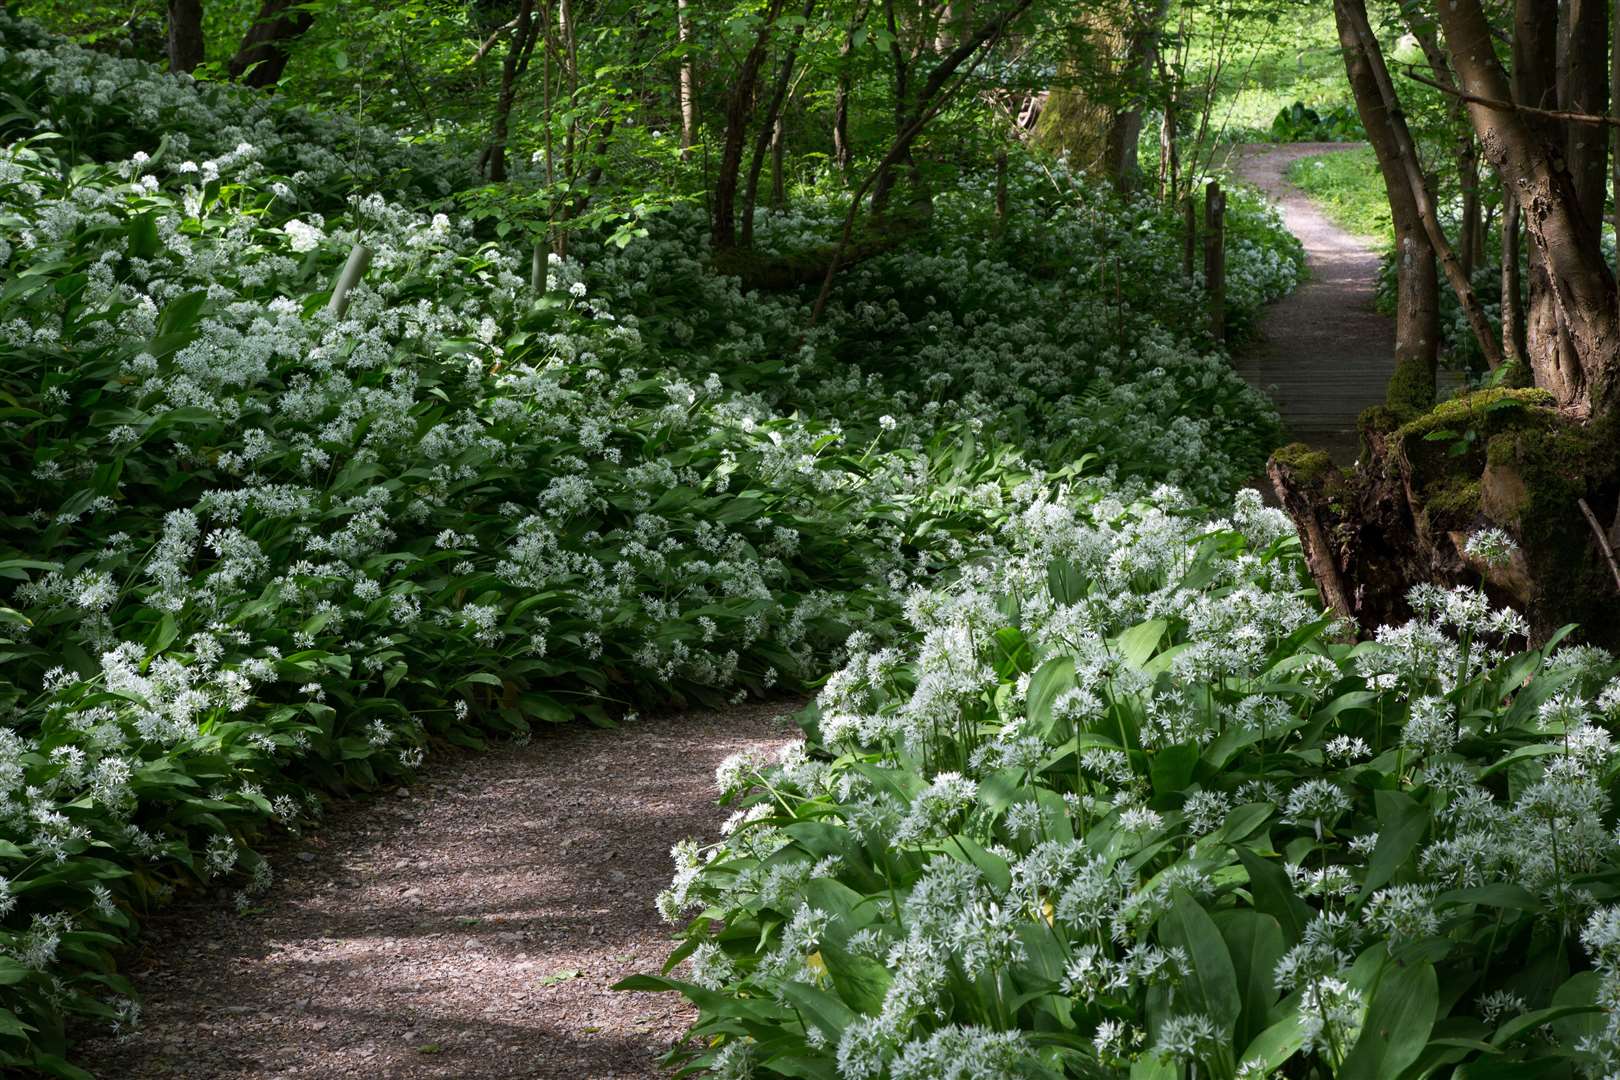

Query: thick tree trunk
<box><xmin>1435</xmin><ymin>0</ymin><xmax>1620</xmax><ymax>415</ymax></box>
<box><xmin>228</xmin><ymin>0</ymin><xmax>313</xmax><ymax>88</ymax></box>
<box><xmin>167</xmin><ymin>0</ymin><xmax>205</xmax><ymax>74</ymax></box>
<box><xmin>1334</xmin><ymin>0</ymin><xmax>1439</xmax><ymax>413</ymax></box>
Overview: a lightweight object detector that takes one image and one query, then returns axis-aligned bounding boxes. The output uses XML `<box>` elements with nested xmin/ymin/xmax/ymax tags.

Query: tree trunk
<box><xmin>1102</xmin><ymin>0</ymin><xmax>1170</xmax><ymax>195</ymax></box>
<box><xmin>1502</xmin><ymin>184</ymin><xmax>1529</xmax><ymax>369</ymax></box>
<box><xmin>483</xmin><ymin>0</ymin><xmax>537</xmax><ymax>182</ymax></box>
<box><xmin>742</xmin><ymin>0</ymin><xmax>814</xmax><ymax>247</ymax></box>
<box><xmin>1334</xmin><ymin>0</ymin><xmax>1439</xmax><ymax>413</ymax></box>
<box><xmin>677</xmin><ymin>0</ymin><xmax>696</xmax><ymax>157</ymax></box>
<box><xmin>711</xmin><ymin>0</ymin><xmax>787</xmax><ymax>249</ymax></box>
<box><xmin>228</xmin><ymin>0</ymin><xmax>313</xmax><ymax>88</ymax></box>
<box><xmin>1435</xmin><ymin>0</ymin><xmax>1620</xmax><ymax>414</ymax></box>
<box><xmin>167</xmin><ymin>0</ymin><xmax>205</xmax><ymax>74</ymax></box>
<box><xmin>831</xmin><ymin>0</ymin><xmax>870</xmax><ymax>183</ymax></box>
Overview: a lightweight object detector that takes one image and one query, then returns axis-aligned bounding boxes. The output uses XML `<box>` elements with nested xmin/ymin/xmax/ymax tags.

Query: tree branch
<box><xmin>1579</xmin><ymin>498</ymin><xmax>1620</xmax><ymax>592</ymax></box>
<box><xmin>1401</xmin><ymin>64</ymin><xmax>1620</xmax><ymax>128</ymax></box>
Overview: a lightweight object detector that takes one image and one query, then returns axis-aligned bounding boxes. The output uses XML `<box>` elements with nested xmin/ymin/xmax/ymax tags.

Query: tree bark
<box><xmin>1103</xmin><ymin>0</ymin><xmax>1170</xmax><ymax>194</ymax></box>
<box><xmin>483</xmin><ymin>0</ymin><xmax>537</xmax><ymax>182</ymax></box>
<box><xmin>677</xmin><ymin>0</ymin><xmax>696</xmax><ymax>157</ymax></box>
<box><xmin>1398</xmin><ymin>9</ymin><xmax>1483</xmax><ymax>282</ymax></box>
<box><xmin>1502</xmin><ymin>183</ymin><xmax>1529</xmax><ymax>369</ymax></box>
<box><xmin>167</xmin><ymin>0</ymin><xmax>205</xmax><ymax>74</ymax></box>
<box><xmin>831</xmin><ymin>0</ymin><xmax>871</xmax><ymax>182</ymax></box>
<box><xmin>742</xmin><ymin>0</ymin><xmax>814</xmax><ymax>247</ymax></box>
<box><xmin>711</xmin><ymin>0</ymin><xmax>788</xmax><ymax>249</ymax></box>
<box><xmin>1335</xmin><ymin>0</ymin><xmax>1439</xmax><ymax>411</ymax></box>
<box><xmin>228</xmin><ymin>0</ymin><xmax>313</xmax><ymax>88</ymax></box>
<box><xmin>1435</xmin><ymin>0</ymin><xmax>1620</xmax><ymax>415</ymax></box>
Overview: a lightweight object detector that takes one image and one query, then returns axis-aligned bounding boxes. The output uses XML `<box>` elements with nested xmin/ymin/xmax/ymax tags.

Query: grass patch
<box><xmin>1285</xmin><ymin>145</ymin><xmax>1393</xmax><ymax>244</ymax></box>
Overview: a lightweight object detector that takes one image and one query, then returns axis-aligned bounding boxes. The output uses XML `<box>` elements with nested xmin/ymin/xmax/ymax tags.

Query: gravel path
<box><xmin>74</xmin><ymin>702</ymin><xmax>799</xmax><ymax>1079</ymax></box>
<box><xmin>1229</xmin><ymin>142</ymin><xmax>1397</xmax><ymax>465</ymax></box>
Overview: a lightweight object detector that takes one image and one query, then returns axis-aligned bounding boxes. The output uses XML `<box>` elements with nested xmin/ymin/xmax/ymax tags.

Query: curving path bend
<box><xmin>1230</xmin><ymin>142</ymin><xmax>1397</xmax><ymax>465</ymax></box>
<box><xmin>74</xmin><ymin>703</ymin><xmax>796</xmax><ymax>1079</ymax></box>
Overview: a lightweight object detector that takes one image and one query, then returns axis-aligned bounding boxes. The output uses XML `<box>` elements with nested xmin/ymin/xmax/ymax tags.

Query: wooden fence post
<box><xmin>1204</xmin><ymin>179</ymin><xmax>1226</xmax><ymax>342</ymax></box>
<box><xmin>1182</xmin><ymin>195</ymin><xmax>1197</xmax><ymax>280</ymax></box>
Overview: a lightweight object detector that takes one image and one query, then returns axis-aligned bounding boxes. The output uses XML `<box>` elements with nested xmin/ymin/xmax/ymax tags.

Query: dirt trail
<box><xmin>74</xmin><ymin>703</ymin><xmax>797</xmax><ymax>1079</ymax></box>
<box><xmin>1230</xmin><ymin>142</ymin><xmax>1396</xmax><ymax>465</ymax></box>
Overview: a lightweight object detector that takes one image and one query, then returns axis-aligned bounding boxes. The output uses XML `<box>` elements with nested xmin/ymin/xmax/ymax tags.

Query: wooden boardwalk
<box><xmin>1229</xmin><ymin>143</ymin><xmax>1398</xmax><ymax>465</ymax></box>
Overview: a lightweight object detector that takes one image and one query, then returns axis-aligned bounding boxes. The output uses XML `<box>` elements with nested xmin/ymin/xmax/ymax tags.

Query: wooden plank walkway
<box><xmin>1229</xmin><ymin>142</ymin><xmax>1398</xmax><ymax>465</ymax></box>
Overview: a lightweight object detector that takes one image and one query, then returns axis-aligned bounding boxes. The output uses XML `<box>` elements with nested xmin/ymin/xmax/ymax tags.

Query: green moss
<box><xmin>1394</xmin><ymin>387</ymin><xmax>1556</xmax><ymax>441</ymax></box>
<box><xmin>1424</xmin><ymin>477</ymin><xmax>1481</xmax><ymax>528</ymax></box>
<box><xmin>1385</xmin><ymin>358</ymin><xmax>1437</xmax><ymax>420</ymax></box>
<box><xmin>1270</xmin><ymin>442</ymin><xmax>1336</xmax><ymax>486</ymax></box>
<box><xmin>1483</xmin><ymin>414</ymin><xmax>1620</xmax><ymax>642</ymax></box>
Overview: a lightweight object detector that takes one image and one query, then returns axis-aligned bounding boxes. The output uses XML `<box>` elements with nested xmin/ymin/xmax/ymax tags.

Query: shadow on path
<box><xmin>73</xmin><ymin>703</ymin><xmax>799</xmax><ymax>1079</ymax></box>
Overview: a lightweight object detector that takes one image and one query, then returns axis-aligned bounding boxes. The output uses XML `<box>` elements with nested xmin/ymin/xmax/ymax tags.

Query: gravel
<box><xmin>73</xmin><ymin>701</ymin><xmax>799</xmax><ymax>1079</ymax></box>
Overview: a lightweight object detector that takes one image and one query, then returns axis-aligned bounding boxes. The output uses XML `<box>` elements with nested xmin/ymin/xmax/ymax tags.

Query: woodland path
<box><xmin>75</xmin><ymin>702</ymin><xmax>797</xmax><ymax>1079</ymax></box>
<box><xmin>1229</xmin><ymin>142</ymin><xmax>1397</xmax><ymax>465</ymax></box>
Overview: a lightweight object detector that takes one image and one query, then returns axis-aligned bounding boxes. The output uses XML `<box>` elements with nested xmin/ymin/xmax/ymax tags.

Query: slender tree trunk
<box><xmin>1396</xmin><ymin>11</ymin><xmax>1482</xmax><ymax>281</ymax></box>
<box><xmin>1336</xmin><ymin>0</ymin><xmax>1500</xmax><ymax>372</ymax></box>
<box><xmin>1503</xmin><ymin>184</ymin><xmax>1529</xmax><ymax>369</ymax></box>
<box><xmin>742</xmin><ymin>0</ymin><xmax>814</xmax><ymax>247</ymax></box>
<box><xmin>677</xmin><ymin>0</ymin><xmax>696</xmax><ymax>157</ymax></box>
<box><xmin>167</xmin><ymin>0</ymin><xmax>205</xmax><ymax>74</ymax></box>
<box><xmin>1333</xmin><ymin>0</ymin><xmax>1438</xmax><ymax>410</ymax></box>
<box><xmin>1103</xmin><ymin>0</ymin><xmax>1170</xmax><ymax>195</ymax></box>
<box><xmin>831</xmin><ymin>0</ymin><xmax>870</xmax><ymax>182</ymax></box>
<box><xmin>770</xmin><ymin>116</ymin><xmax>787</xmax><ymax>208</ymax></box>
<box><xmin>228</xmin><ymin>0</ymin><xmax>313</xmax><ymax>88</ymax></box>
<box><xmin>484</xmin><ymin>0</ymin><xmax>537</xmax><ymax>182</ymax></box>
<box><xmin>1435</xmin><ymin>0</ymin><xmax>1620</xmax><ymax>415</ymax></box>
<box><xmin>711</xmin><ymin>0</ymin><xmax>787</xmax><ymax>248</ymax></box>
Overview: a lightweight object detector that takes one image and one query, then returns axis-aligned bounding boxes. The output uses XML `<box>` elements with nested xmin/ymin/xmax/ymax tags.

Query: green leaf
<box><xmin>1235</xmin><ymin>846</ymin><xmax>1312</xmax><ymax>946</ymax></box>
<box><xmin>1338</xmin><ymin>955</ymin><xmax>1437</xmax><ymax>1080</ymax></box>
<box><xmin>1490</xmin><ymin>1003</ymin><xmax>1602</xmax><ymax>1047</ymax></box>
<box><xmin>1214</xmin><ymin>909</ymin><xmax>1284</xmax><ymax>1049</ymax></box>
<box><xmin>1239</xmin><ymin>1011</ymin><xmax>1305</xmax><ymax>1072</ymax></box>
<box><xmin>1046</xmin><ymin>559</ymin><xmax>1086</xmax><ymax>605</ymax></box>
<box><xmin>1156</xmin><ymin>889</ymin><xmax>1240</xmax><ymax>1037</ymax></box>
<box><xmin>1359</xmin><ymin>789</ymin><xmax>1428</xmax><ymax>900</ymax></box>
<box><xmin>779</xmin><ymin>981</ymin><xmax>856</xmax><ymax>1045</ymax></box>
<box><xmin>819</xmin><ymin>943</ymin><xmax>890</xmax><ymax>1016</ymax></box>
<box><xmin>1116</xmin><ymin>618</ymin><xmax>1167</xmax><ymax>668</ymax></box>
<box><xmin>1149</xmin><ymin>743</ymin><xmax>1197</xmax><ymax>799</ymax></box>
<box><xmin>1026</xmin><ymin>656</ymin><xmax>1075</xmax><ymax>736</ymax></box>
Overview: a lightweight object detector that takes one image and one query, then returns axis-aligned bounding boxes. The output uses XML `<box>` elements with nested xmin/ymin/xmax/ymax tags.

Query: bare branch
<box><xmin>1579</xmin><ymin>498</ymin><xmax>1620</xmax><ymax>592</ymax></box>
<box><xmin>1400</xmin><ymin>65</ymin><xmax>1620</xmax><ymax>128</ymax></box>
<box><xmin>473</xmin><ymin>18</ymin><xmax>520</xmax><ymax>65</ymax></box>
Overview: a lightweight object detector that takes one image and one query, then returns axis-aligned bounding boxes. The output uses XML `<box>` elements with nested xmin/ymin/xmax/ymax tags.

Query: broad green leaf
<box><xmin>1338</xmin><ymin>955</ymin><xmax>1437</xmax><ymax>1080</ymax></box>
<box><xmin>1235</xmin><ymin>846</ymin><xmax>1312</xmax><ymax>946</ymax></box>
<box><xmin>1359</xmin><ymin>789</ymin><xmax>1428</xmax><ymax>901</ymax></box>
<box><xmin>1157</xmin><ymin>889</ymin><xmax>1240</xmax><ymax>1036</ymax></box>
<box><xmin>1214</xmin><ymin>909</ymin><xmax>1284</xmax><ymax>1050</ymax></box>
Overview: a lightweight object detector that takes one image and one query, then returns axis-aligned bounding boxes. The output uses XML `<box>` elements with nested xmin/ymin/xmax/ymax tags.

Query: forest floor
<box><xmin>1229</xmin><ymin>141</ymin><xmax>1397</xmax><ymax>465</ymax></box>
<box><xmin>74</xmin><ymin>702</ymin><xmax>798</xmax><ymax>1079</ymax></box>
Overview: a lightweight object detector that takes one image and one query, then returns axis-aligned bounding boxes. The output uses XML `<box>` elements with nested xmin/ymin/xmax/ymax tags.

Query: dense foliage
<box><xmin>637</xmin><ymin>492</ymin><xmax>1620</xmax><ymax>1079</ymax></box>
<box><xmin>0</xmin><ymin>14</ymin><xmax>1304</xmax><ymax>1073</ymax></box>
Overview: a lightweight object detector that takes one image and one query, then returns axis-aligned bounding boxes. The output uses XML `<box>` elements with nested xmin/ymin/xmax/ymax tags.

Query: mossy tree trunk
<box><xmin>1273</xmin><ymin>0</ymin><xmax>1620</xmax><ymax>644</ymax></box>
<box><xmin>1333</xmin><ymin>0</ymin><xmax>1438</xmax><ymax>415</ymax></box>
